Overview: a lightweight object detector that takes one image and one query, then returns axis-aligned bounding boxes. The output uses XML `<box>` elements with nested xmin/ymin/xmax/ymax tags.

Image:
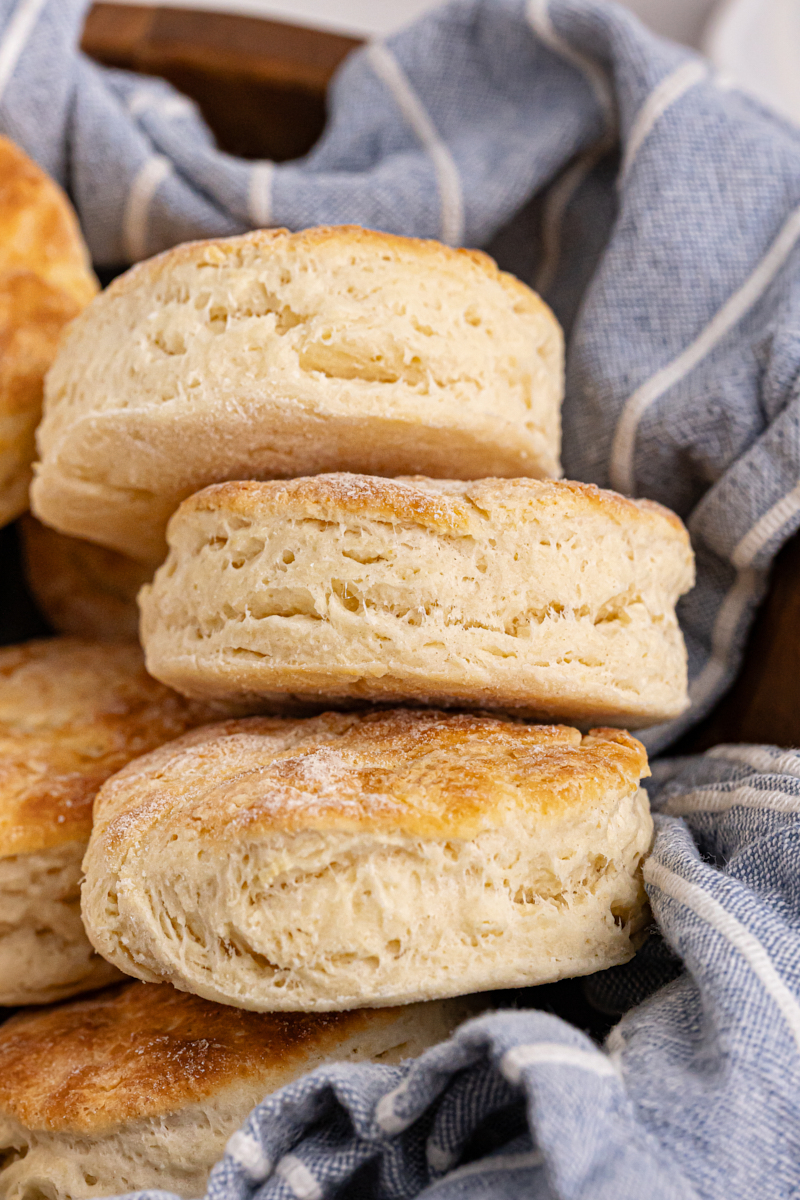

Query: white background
<box><xmin>99</xmin><ymin>0</ymin><xmax>721</xmax><ymax>46</ymax></box>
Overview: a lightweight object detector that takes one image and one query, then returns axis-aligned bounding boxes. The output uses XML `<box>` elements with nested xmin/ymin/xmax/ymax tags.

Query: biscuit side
<box><xmin>140</xmin><ymin>475</ymin><xmax>694</xmax><ymax>724</ymax></box>
<box><xmin>19</xmin><ymin>517</ymin><xmax>150</xmax><ymax>642</ymax></box>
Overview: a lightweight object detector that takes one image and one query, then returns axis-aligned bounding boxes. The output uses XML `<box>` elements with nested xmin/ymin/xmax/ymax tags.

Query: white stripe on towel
<box><xmin>249</xmin><ymin>160</ymin><xmax>275</xmax><ymax>227</ymax></box>
<box><xmin>621</xmin><ymin>59</ymin><xmax>707</xmax><ymax>182</ymax></box>
<box><xmin>501</xmin><ymin>1042</ymin><xmax>619</xmax><ymax>1084</ymax></box>
<box><xmin>688</xmin><ymin>471</ymin><xmax>800</xmax><ymax>717</ymax></box>
<box><xmin>685</xmin><ymin>566</ymin><xmax>758</xmax><ymax>716</ymax></box>
<box><xmin>122</xmin><ymin>154</ymin><xmax>172</xmax><ymax>263</ymax></box>
<box><xmin>609</xmin><ymin>202</ymin><xmax>800</xmax><ymax>496</ymax></box>
<box><xmin>225</xmin><ymin>1130</ymin><xmax>272</xmax><ymax>1181</ymax></box>
<box><xmin>645</xmin><ymin>858</ymin><xmax>800</xmax><ymax>1054</ymax></box>
<box><xmin>536</xmin><ymin>137</ymin><xmax>611</xmax><ymax>295</ymax></box>
<box><xmin>0</xmin><ymin>0</ymin><xmax>48</xmax><ymax>104</ymax></box>
<box><xmin>367</xmin><ymin>42</ymin><xmax>463</xmax><ymax>246</ymax></box>
<box><xmin>707</xmin><ymin>745</ymin><xmax>800</xmax><ymax>779</ymax></box>
<box><xmin>731</xmin><ymin>480</ymin><xmax>800</xmax><ymax>569</ymax></box>
<box><xmin>661</xmin><ymin>783</ymin><xmax>800</xmax><ymax>816</ymax></box>
<box><xmin>274</xmin><ymin>1155</ymin><xmax>323</xmax><ymax>1200</ymax></box>
<box><xmin>526</xmin><ymin>0</ymin><xmax>613</xmax><ymax>120</ymax></box>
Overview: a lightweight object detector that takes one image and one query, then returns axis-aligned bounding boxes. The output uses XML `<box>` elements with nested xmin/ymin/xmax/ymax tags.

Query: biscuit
<box><xmin>139</xmin><ymin>474</ymin><xmax>694</xmax><ymax>727</ymax></box>
<box><xmin>31</xmin><ymin>226</ymin><xmax>563</xmax><ymax>561</ymax></box>
<box><xmin>0</xmin><ymin>638</ymin><xmax>220</xmax><ymax>1005</ymax></box>
<box><xmin>0</xmin><ymin>137</ymin><xmax>97</xmax><ymax>528</ymax></box>
<box><xmin>82</xmin><ymin>711</ymin><xmax>653</xmax><ymax>1011</ymax></box>
<box><xmin>19</xmin><ymin>516</ymin><xmax>151</xmax><ymax>642</ymax></box>
<box><xmin>0</xmin><ymin>981</ymin><xmax>472</xmax><ymax>1199</ymax></box>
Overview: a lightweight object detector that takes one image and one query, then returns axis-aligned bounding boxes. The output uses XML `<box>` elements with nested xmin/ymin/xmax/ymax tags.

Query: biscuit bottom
<box><xmin>19</xmin><ymin>517</ymin><xmax>150</xmax><ymax>642</ymax></box>
<box><xmin>82</xmin><ymin>712</ymin><xmax>654</xmax><ymax>1012</ymax></box>
<box><xmin>0</xmin><ymin>845</ymin><xmax>122</xmax><ymax>1006</ymax></box>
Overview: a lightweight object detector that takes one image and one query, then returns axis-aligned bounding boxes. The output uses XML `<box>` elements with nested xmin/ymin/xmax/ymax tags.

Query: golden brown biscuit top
<box><xmin>93</xmin><ymin>710</ymin><xmax>649</xmax><ymax>852</ymax></box>
<box><xmin>0</xmin><ymin>981</ymin><xmax>400</xmax><ymax>1133</ymax></box>
<box><xmin>174</xmin><ymin>473</ymin><xmax>690</xmax><ymax>543</ymax></box>
<box><xmin>0</xmin><ymin>638</ymin><xmax>220</xmax><ymax>855</ymax></box>
<box><xmin>0</xmin><ymin>136</ymin><xmax>96</xmax><ymax>307</ymax></box>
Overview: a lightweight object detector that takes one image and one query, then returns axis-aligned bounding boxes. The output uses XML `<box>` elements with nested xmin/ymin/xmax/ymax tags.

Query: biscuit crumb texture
<box><xmin>0</xmin><ymin>981</ymin><xmax>473</xmax><ymax>1200</ymax></box>
<box><xmin>140</xmin><ymin>474</ymin><xmax>694</xmax><ymax>726</ymax></box>
<box><xmin>82</xmin><ymin>711</ymin><xmax>654</xmax><ymax>1011</ymax></box>
<box><xmin>32</xmin><ymin>226</ymin><xmax>563</xmax><ymax>561</ymax></box>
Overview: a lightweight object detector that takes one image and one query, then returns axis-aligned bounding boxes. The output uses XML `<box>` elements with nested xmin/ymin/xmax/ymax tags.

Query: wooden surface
<box><xmin>82</xmin><ymin>3</ymin><xmax>361</xmax><ymax>161</ymax></box>
<box><xmin>682</xmin><ymin>531</ymin><xmax>800</xmax><ymax>751</ymax></box>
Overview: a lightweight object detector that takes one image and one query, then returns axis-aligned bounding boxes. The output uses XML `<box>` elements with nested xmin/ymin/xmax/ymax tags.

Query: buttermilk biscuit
<box><xmin>31</xmin><ymin>225</ymin><xmax>562</xmax><ymax>561</ymax></box>
<box><xmin>0</xmin><ymin>137</ymin><xmax>97</xmax><ymax>528</ymax></box>
<box><xmin>0</xmin><ymin>638</ymin><xmax>219</xmax><ymax>1005</ymax></box>
<box><xmin>0</xmin><ymin>981</ymin><xmax>472</xmax><ymax>1200</ymax></box>
<box><xmin>20</xmin><ymin>516</ymin><xmax>151</xmax><ymax>642</ymax></box>
<box><xmin>140</xmin><ymin>474</ymin><xmax>694</xmax><ymax>727</ymax></box>
<box><xmin>82</xmin><ymin>711</ymin><xmax>653</xmax><ymax>1011</ymax></box>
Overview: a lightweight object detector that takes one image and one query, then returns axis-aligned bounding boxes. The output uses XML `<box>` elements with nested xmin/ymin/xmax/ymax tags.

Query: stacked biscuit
<box><xmin>0</xmin><ymin>202</ymin><xmax>695</xmax><ymax>1199</ymax></box>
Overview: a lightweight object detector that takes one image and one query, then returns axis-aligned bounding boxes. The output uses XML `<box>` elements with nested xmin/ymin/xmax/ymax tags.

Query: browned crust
<box><xmin>0</xmin><ymin>981</ymin><xmax>403</xmax><ymax>1132</ymax></box>
<box><xmin>182</xmin><ymin>474</ymin><xmax>472</xmax><ymax>535</ymax></box>
<box><xmin>0</xmin><ymin>136</ymin><xmax>96</xmax><ymax>307</ymax></box>
<box><xmin>174</xmin><ymin>473</ymin><xmax>689</xmax><ymax>541</ymax></box>
<box><xmin>93</xmin><ymin>710</ymin><xmax>649</xmax><ymax>849</ymax></box>
<box><xmin>0</xmin><ymin>271</ymin><xmax>84</xmax><ymax>524</ymax></box>
<box><xmin>0</xmin><ymin>639</ymin><xmax>221</xmax><ymax>855</ymax></box>
<box><xmin>100</xmin><ymin>224</ymin><xmax>546</xmax><ymax>318</ymax></box>
<box><xmin>0</xmin><ymin>273</ymin><xmax>83</xmax><ymax>418</ymax></box>
<box><xmin>0</xmin><ymin>137</ymin><xmax>97</xmax><ymax>524</ymax></box>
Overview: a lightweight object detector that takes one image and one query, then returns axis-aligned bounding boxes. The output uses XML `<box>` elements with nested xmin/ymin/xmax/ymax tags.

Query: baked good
<box><xmin>0</xmin><ymin>139</ymin><xmax>96</xmax><ymax>300</ymax></box>
<box><xmin>0</xmin><ymin>638</ymin><xmax>220</xmax><ymax>1005</ymax></box>
<box><xmin>0</xmin><ymin>981</ymin><xmax>472</xmax><ymax>1199</ymax></box>
<box><xmin>139</xmin><ymin>474</ymin><xmax>694</xmax><ymax>727</ymax></box>
<box><xmin>20</xmin><ymin>516</ymin><xmax>151</xmax><ymax>642</ymax></box>
<box><xmin>31</xmin><ymin>226</ymin><xmax>563</xmax><ymax>561</ymax></box>
<box><xmin>0</xmin><ymin>137</ymin><xmax>97</xmax><ymax>528</ymax></box>
<box><xmin>82</xmin><ymin>710</ymin><xmax>653</xmax><ymax>1011</ymax></box>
